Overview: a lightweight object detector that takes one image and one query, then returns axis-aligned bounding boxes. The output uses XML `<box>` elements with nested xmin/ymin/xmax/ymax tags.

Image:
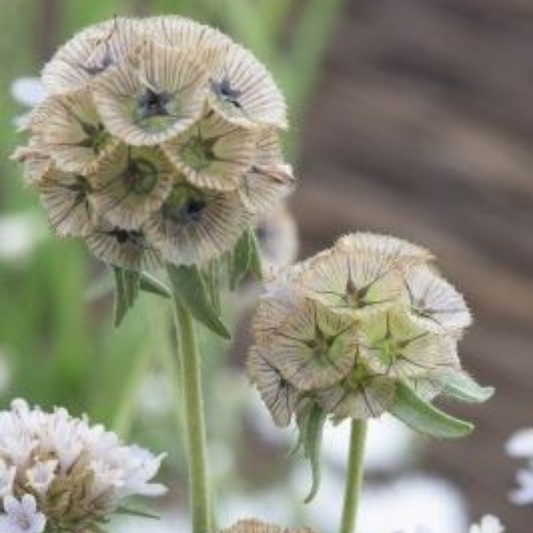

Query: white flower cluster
<box><xmin>0</xmin><ymin>399</ymin><xmax>165</xmax><ymax>533</ymax></box>
<box><xmin>13</xmin><ymin>16</ymin><xmax>293</xmax><ymax>271</ymax></box>
<box><xmin>506</xmin><ymin>427</ymin><xmax>533</xmax><ymax>505</ymax></box>
<box><xmin>469</xmin><ymin>516</ymin><xmax>505</xmax><ymax>533</ymax></box>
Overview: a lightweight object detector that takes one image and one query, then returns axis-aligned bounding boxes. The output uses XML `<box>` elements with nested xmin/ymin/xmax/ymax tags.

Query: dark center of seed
<box><xmin>211</xmin><ymin>78</ymin><xmax>242</xmax><ymax>108</ymax></box>
<box><xmin>162</xmin><ymin>184</ymin><xmax>208</xmax><ymax>224</ymax></box>
<box><xmin>138</xmin><ymin>88</ymin><xmax>172</xmax><ymax>119</ymax></box>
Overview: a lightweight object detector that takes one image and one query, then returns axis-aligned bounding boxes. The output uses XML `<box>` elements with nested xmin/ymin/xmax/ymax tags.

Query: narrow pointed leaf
<box><xmin>115</xmin><ymin>506</ymin><xmax>160</xmax><ymax>520</ymax></box>
<box><xmin>113</xmin><ymin>267</ymin><xmax>140</xmax><ymax>327</ymax></box>
<box><xmin>300</xmin><ymin>403</ymin><xmax>326</xmax><ymax>503</ymax></box>
<box><xmin>390</xmin><ymin>382</ymin><xmax>474</xmax><ymax>439</ymax></box>
<box><xmin>439</xmin><ymin>371</ymin><xmax>495</xmax><ymax>403</ymax></box>
<box><xmin>248</xmin><ymin>229</ymin><xmax>263</xmax><ymax>281</ymax></box>
<box><xmin>139</xmin><ymin>272</ymin><xmax>171</xmax><ymax>299</ymax></box>
<box><xmin>167</xmin><ymin>264</ymin><xmax>230</xmax><ymax>339</ymax></box>
<box><xmin>230</xmin><ymin>231</ymin><xmax>252</xmax><ymax>289</ymax></box>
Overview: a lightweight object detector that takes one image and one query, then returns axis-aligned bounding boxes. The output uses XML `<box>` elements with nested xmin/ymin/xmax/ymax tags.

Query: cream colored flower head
<box><xmin>15</xmin><ymin>15</ymin><xmax>293</xmax><ymax>271</ymax></box>
<box><xmin>220</xmin><ymin>518</ymin><xmax>316</xmax><ymax>533</ymax></box>
<box><xmin>0</xmin><ymin>399</ymin><xmax>166</xmax><ymax>533</ymax></box>
<box><xmin>248</xmin><ymin>232</ymin><xmax>475</xmax><ymax>427</ymax></box>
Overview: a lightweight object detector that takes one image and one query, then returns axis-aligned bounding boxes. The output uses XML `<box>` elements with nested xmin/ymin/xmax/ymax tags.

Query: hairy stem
<box><xmin>340</xmin><ymin>419</ymin><xmax>368</xmax><ymax>533</ymax></box>
<box><xmin>172</xmin><ymin>295</ymin><xmax>212</xmax><ymax>533</ymax></box>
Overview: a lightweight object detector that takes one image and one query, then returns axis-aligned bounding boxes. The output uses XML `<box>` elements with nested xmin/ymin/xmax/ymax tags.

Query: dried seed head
<box><xmin>359</xmin><ymin>308</ymin><xmax>460</xmax><ymax>381</ymax></box>
<box><xmin>42</xmin><ymin>17</ymin><xmax>142</xmax><ymax>94</ymax></box>
<box><xmin>145</xmin><ymin>180</ymin><xmax>251</xmax><ymax>265</ymax></box>
<box><xmin>16</xmin><ymin>15</ymin><xmax>294</xmax><ymax>270</ymax></box>
<box><xmin>209</xmin><ymin>43</ymin><xmax>288</xmax><ymax>129</ymax></box>
<box><xmin>38</xmin><ymin>169</ymin><xmax>95</xmax><ymax>238</ymax></box>
<box><xmin>248</xmin><ymin>232</ymin><xmax>474</xmax><ymax>426</ymax></box>
<box><xmin>239</xmin><ymin>129</ymin><xmax>295</xmax><ymax>214</ymax></box>
<box><xmin>142</xmin><ymin>16</ymin><xmax>231</xmax><ymax>67</ymax></box>
<box><xmin>403</xmin><ymin>264</ymin><xmax>472</xmax><ymax>333</ymax></box>
<box><xmin>93</xmin><ymin>42</ymin><xmax>208</xmax><ymax>146</ymax></box>
<box><xmin>30</xmin><ymin>89</ymin><xmax>117</xmax><ymax>175</ymax></box>
<box><xmin>85</xmin><ymin>220</ymin><xmax>162</xmax><ymax>271</ymax></box>
<box><xmin>262</xmin><ymin>298</ymin><xmax>359</xmax><ymax>390</ymax></box>
<box><xmin>300</xmin><ymin>245</ymin><xmax>404</xmax><ymax>319</ymax></box>
<box><xmin>90</xmin><ymin>145</ymin><xmax>174</xmax><ymax>230</ymax></box>
<box><xmin>247</xmin><ymin>347</ymin><xmax>300</xmax><ymax>428</ymax></box>
<box><xmin>163</xmin><ymin>111</ymin><xmax>257</xmax><ymax>191</ymax></box>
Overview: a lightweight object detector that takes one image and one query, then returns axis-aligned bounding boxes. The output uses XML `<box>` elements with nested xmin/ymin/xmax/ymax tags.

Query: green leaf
<box><xmin>230</xmin><ymin>229</ymin><xmax>263</xmax><ymax>289</ymax></box>
<box><xmin>139</xmin><ymin>273</ymin><xmax>171</xmax><ymax>299</ymax></box>
<box><xmin>115</xmin><ymin>506</ymin><xmax>160</xmax><ymax>520</ymax></box>
<box><xmin>248</xmin><ymin>229</ymin><xmax>263</xmax><ymax>281</ymax></box>
<box><xmin>167</xmin><ymin>264</ymin><xmax>231</xmax><ymax>340</ymax></box>
<box><xmin>294</xmin><ymin>401</ymin><xmax>326</xmax><ymax>503</ymax></box>
<box><xmin>230</xmin><ymin>231</ymin><xmax>252</xmax><ymax>289</ymax></box>
<box><xmin>438</xmin><ymin>371</ymin><xmax>495</xmax><ymax>404</ymax></box>
<box><xmin>390</xmin><ymin>382</ymin><xmax>474</xmax><ymax>439</ymax></box>
<box><xmin>113</xmin><ymin>267</ymin><xmax>141</xmax><ymax>327</ymax></box>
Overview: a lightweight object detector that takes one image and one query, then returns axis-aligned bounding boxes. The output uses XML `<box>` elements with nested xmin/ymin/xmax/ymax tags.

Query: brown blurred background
<box><xmin>295</xmin><ymin>1</ymin><xmax>533</xmax><ymax>531</ymax></box>
<box><xmin>1</xmin><ymin>0</ymin><xmax>532</xmax><ymax>531</ymax></box>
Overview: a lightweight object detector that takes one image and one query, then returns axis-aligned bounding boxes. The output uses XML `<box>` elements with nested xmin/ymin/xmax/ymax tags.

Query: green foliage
<box><xmin>437</xmin><ymin>371</ymin><xmax>495</xmax><ymax>403</ymax></box>
<box><xmin>113</xmin><ymin>268</ymin><xmax>141</xmax><ymax>327</ymax></box>
<box><xmin>167</xmin><ymin>264</ymin><xmax>231</xmax><ymax>340</ymax></box>
<box><xmin>390</xmin><ymin>382</ymin><xmax>474</xmax><ymax>439</ymax></box>
<box><xmin>230</xmin><ymin>229</ymin><xmax>263</xmax><ymax>289</ymax></box>
<box><xmin>293</xmin><ymin>402</ymin><xmax>327</xmax><ymax>503</ymax></box>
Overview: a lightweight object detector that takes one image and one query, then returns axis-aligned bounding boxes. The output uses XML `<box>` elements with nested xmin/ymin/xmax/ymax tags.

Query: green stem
<box><xmin>340</xmin><ymin>420</ymin><xmax>368</xmax><ymax>533</ymax></box>
<box><xmin>172</xmin><ymin>296</ymin><xmax>212</xmax><ymax>533</ymax></box>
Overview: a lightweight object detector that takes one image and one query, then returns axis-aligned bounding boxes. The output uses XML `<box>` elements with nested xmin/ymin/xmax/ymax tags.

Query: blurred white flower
<box><xmin>294</xmin><ymin>463</ymin><xmax>466</xmax><ymax>533</ymax></box>
<box><xmin>11</xmin><ymin>77</ymin><xmax>46</xmax><ymax>129</ymax></box>
<box><xmin>507</xmin><ymin>427</ymin><xmax>533</xmax><ymax>505</ymax></box>
<box><xmin>0</xmin><ymin>212</ymin><xmax>47</xmax><ymax>263</ymax></box>
<box><xmin>137</xmin><ymin>372</ymin><xmax>174</xmax><ymax>416</ymax></box>
<box><xmin>507</xmin><ymin>428</ymin><xmax>533</xmax><ymax>458</ymax></box>
<box><xmin>11</xmin><ymin>78</ymin><xmax>46</xmax><ymax>107</ymax></box>
<box><xmin>469</xmin><ymin>515</ymin><xmax>504</xmax><ymax>533</ymax></box>
<box><xmin>322</xmin><ymin>416</ymin><xmax>415</xmax><ymax>473</ymax></box>
<box><xmin>0</xmin><ymin>399</ymin><xmax>166</xmax><ymax>533</ymax></box>
<box><xmin>0</xmin><ymin>494</ymin><xmax>46</xmax><ymax>533</ymax></box>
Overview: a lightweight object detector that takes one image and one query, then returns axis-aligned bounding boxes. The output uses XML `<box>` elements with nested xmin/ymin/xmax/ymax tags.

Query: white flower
<box><xmin>0</xmin><ymin>495</ymin><xmax>46</xmax><ymax>533</ymax></box>
<box><xmin>507</xmin><ymin>427</ymin><xmax>533</xmax><ymax>505</ymax></box>
<box><xmin>0</xmin><ymin>213</ymin><xmax>47</xmax><ymax>263</ymax></box>
<box><xmin>0</xmin><ymin>461</ymin><xmax>16</xmax><ymax>498</ymax></box>
<box><xmin>510</xmin><ymin>468</ymin><xmax>533</xmax><ymax>505</ymax></box>
<box><xmin>0</xmin><ymin>399</ymin><xmax>166</xmax><ymax>532</ymax></box>
<box><xmin>506</xmin><ymin>428</ymin><xmax>533</xmax><ymax>459</ymax></box>
<box><xmin>469</xmin><ymin>515</ymin><xmax>504</xmax><ymax>533</ymax></box>
<box><xmin>25</xmin><ymin>460</ymin><xmax>58</xmax><ymax>496</ymax></box>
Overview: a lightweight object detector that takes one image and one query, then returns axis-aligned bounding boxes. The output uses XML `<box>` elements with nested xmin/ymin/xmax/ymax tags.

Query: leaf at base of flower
<box><xmin>167</xmin><ymin>263</ymin><xmax>231</xmax><ymax>339</ymax></box>
<box><xmin>438</xmin><ymin>371</ymin><xmax>495</xmax><ymax>403</ymax></box>
<box><xmin>230</xmin><ymin>228</ymin><xmax>264</xmax><ymax>289</ymax></box>
<box><xmin>139</xmin><ymin>272</ymin><xmax>171</xmax><ymax>299</ymax></box>
<box><xmin>294</xmin><ymin>402</ymin><xmax>327</xmax><ymax>503</ymax></box>
<box><xmin>113</xmin><ymin>267</ymin><xmax>140</xmax><ymax>327</ymax></box>
<box><xmin>390</xmin><ymin>381</ymin><xmax>474</xmax><ymax>439</ymax></box>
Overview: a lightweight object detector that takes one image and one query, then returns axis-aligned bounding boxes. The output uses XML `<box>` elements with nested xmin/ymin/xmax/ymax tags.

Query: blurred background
<box><xmin>0</xmin><ymin>1</ymin><xmax>532</xmax><ymax>532</ymax></box>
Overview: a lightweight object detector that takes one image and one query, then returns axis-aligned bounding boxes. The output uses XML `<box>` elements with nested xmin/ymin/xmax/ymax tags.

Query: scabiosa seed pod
<box><xmin>13</xmin><ymin>16</ymin><xmax>294</xmax><ymax>271</ymax></box>
<box><xmin>248</xmin><ymin>232</ymin><xmax>492</xmax><ymax>499</ymax></box>
<box><xmin>0</xmin><ymin>399</ymin><xmax>166</xmax><ymax>533</ymax></box>
<box><xmin>248</xmin><ymin>232</ymin><xmax>482</xmax><ymax>426</ymax></box>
